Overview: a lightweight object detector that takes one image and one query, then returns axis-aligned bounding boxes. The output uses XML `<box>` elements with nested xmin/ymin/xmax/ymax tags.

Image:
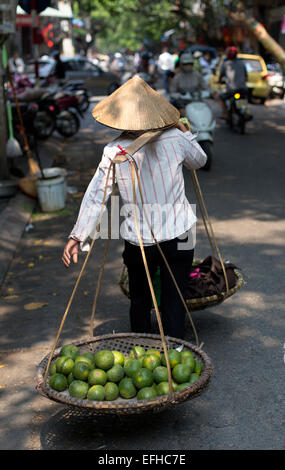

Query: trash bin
<box><xmin>35</xmin><ymin>167</ymin><xmax>66</xmax><ymax>212</ymax></box>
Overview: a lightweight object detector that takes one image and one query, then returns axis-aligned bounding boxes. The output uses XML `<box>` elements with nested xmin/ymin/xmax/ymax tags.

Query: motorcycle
<box><xmin>10</xmin><ymin>101</ymin><xmax>39</xmax><ymax>148</ymax></box>
<box><xmin>171</xmin><ymin>90</ymin><xmax>216</xmax><ymax>171</ymax></box>
<box><xmin>33</xmin><ymin>89</ymin><xmax>83</xmax><ymax>139</ymax></box>
<box><xmin>225</xmin><ymin>90</ymin><xmax>252</xmax><ymax>134</ymax></box>
<box><xmin>59</xmin><ymin>80</ymin><xmax>90</xmax><ymax>112</ymax></box>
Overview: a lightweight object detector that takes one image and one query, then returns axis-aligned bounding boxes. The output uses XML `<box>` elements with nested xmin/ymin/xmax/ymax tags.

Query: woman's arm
<box><xmin>62</xmin><ymin>146</ymin><xmax>116</xmax><ymax>267</ymax></box>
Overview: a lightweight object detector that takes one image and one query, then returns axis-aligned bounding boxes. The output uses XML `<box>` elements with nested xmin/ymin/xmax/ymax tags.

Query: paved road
<box><xmin>0</xmin><ymin>96</ymin><xmax>284</xmax><ymax>450</ymax></box>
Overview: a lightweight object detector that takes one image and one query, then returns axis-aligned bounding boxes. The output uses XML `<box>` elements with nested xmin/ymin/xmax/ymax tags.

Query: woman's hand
<box><xmin>62</xmin><ymin>238</ymin><xmax>79</xmax><ymax>268</ymax></box>
<box><xmin>176</xmin><ymin>119</ymin><xmax>188</xmax><ymax>133</ymax></box>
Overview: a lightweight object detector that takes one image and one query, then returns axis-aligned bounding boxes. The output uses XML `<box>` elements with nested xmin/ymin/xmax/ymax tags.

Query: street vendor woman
<box><xmin>62</xmin><ymin>76</ymin><xmax>207</xmax><ymax>340</ymax></box>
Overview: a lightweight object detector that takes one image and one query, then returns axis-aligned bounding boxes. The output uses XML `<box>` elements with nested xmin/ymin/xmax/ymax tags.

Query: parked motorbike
<box><xmin>171</xmin><ymin>90</ymin><xmax>216</xmax><ymax>171</ymax></box>
<box><xmin>59</xmin><ymin>80</ymin><xmax>90</xmax><ymax>112</ymax></box>
<box><xmin>33</xmin><ymin>89</ymin><xmax>83</xmax><ymax>139</ymax></box>
<box><xmin>225</xmin><ymin>90</ymin><xmax>252</xmax><ymax>134</ymax></box>
<box><xmin>11</xmin><ymin>101</ymin><xmax>39</xmax><ymax>150</ymax></box>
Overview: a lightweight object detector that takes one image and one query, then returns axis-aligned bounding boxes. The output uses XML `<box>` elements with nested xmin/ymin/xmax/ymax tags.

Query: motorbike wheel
<box><xmin>237</xmin><ymin>117</ymin><xmax>246</xmax><ymax>135</ymax></box>
<box><xmin>199</xmin><ymin>140</ymin><xmax>213</xmax><ymax>171</ymax></box>
<box><xmin>56</xmin><ymin>111</ymin><xmax>80</xmax><ymax>138</ymax></box>
<box><xmin>228</xmin><ymin>111</ymin><xmax>245</xmax><ymax>134</ymax></box>
<box><xmin>33</xmin><ymin>111</ymin><xmax>55</xmax><ymax>140</ymax></box>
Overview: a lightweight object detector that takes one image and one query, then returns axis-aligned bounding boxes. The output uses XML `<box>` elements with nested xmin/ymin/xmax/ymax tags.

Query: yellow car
<box><xmin>209</xmin><ymin>53</ymin><xmax>270</xmax><ymax>103</ymax></box>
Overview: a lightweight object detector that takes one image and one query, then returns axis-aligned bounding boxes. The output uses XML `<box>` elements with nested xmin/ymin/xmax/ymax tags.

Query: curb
<box><xmin>0</xmin><ymin>190</ymin><xmax>37</xmax><ymax>289</ymax></box>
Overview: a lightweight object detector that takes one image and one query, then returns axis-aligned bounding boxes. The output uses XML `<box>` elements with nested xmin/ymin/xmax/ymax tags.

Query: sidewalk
<box><xmin>0</xmin><ymin>111</ymin><xmax>123</xmax><ymax>450</ymax></box>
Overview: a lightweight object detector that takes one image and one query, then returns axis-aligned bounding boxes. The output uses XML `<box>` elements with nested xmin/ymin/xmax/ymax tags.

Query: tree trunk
<box><xmin>231</xmin><ymin>11</ymin><xmax>285</xmax><ymax>72</ymax></box>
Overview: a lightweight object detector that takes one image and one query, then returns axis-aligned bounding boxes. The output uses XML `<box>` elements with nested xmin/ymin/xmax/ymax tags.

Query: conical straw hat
<box><xmin>92</xmin><ymin>75</ymin><xmax>180</xmax><ymax>131</ymax></box>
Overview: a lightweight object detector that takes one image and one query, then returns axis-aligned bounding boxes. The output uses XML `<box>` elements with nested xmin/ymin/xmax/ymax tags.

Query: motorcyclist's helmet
<box><xmin>226</xmin><ymin>46</ymin><xmax>238</xmax><ymax>60</ymax></box>
<box><xmin>180</xmin><ymin>52</ymin><xmax>194</xmax><ymax>65</ymax></box>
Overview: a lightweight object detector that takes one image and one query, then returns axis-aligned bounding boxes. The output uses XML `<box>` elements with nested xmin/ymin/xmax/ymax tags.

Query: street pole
<box><xmin>31</xmin><ymin>0</ymin><xmax>39</xmax><ymax>87</ymax></box>
<box><xmin>0</xmin><ymin>0</ymin><xmax>16</xmax><ymax>180</ymax></box>
<box><xmin>0</xmin><ymin>38</ymin><xmax>9</xmax><ymax>179</ymax></box>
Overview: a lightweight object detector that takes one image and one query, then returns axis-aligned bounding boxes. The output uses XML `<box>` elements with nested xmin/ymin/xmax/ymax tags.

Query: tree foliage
<box><xmin>72</xmin><ymin>0</ymin><xmax>185</xmax><ymax>51</ymax></box>
<box><xmin>71</xmin><ymin>0</ymin><xmax>247</xmax><ymax>52</ymax></box>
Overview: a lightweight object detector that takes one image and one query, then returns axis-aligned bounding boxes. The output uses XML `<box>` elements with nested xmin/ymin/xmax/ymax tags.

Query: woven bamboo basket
<box><xmin>118</xmin><ymin>262</ymin><xmax>245</xmax><ymax>312</ymax></box>
<box><xmin>37</xmin><ymin>333</ymin><xmax>213</xmax><ymax>415</ymax></box>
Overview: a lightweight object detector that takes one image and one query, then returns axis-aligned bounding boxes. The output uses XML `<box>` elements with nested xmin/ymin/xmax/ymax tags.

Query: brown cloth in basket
<box><xmin>186</xmin><ymin>256</ymin><xmax>238</xmax><ymax>299</ymax></box>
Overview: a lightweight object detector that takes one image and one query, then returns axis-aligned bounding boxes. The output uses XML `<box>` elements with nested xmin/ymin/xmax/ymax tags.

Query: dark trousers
<box><xmin>122</xmin><ymin>238</ymin><xmax>194</xmax><ymax>339</ymax></box>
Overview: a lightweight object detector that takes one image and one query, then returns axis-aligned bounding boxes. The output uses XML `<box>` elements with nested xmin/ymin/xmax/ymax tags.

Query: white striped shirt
<box><xmin>69</xmin><ymin>128</ymin><xmax>207</xmax><ymax>248</ymax></box>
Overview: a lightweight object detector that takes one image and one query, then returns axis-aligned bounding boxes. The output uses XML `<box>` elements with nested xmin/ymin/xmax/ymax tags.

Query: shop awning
<box><xmin>16</xmin><ymin>5</ymin><xmax>73</xmax><ymax>19</ymax></box>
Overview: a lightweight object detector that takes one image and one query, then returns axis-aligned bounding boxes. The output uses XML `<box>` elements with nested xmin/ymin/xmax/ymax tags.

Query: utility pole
<box><xmin>0</xmin><ymin>0</ymin><xmax>16</xmax><ymax>180</ymax></box>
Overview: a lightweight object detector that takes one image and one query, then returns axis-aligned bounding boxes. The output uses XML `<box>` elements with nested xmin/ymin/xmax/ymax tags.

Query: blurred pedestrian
<box><xmin>158</xmin><ymin>46</ymin><xmax>175</xmax><ymax>93</ymax></box>
<box><xmin>52</xmin><ymin>50</ymin><xmax>66</xmax><ymax>80</ymax></box>
<box><xmin>9</xmin><ymin>53</ymin><xmax>25</xmax><ymax>74</ymax></box>
<box><xmin>110</xmin><ymin>52</ymin><xmax>126</xmax><ymax>78</ymax></box>
<box><xmin>136</xmin><ymin>51</ymin><xmax>157</xmax><ymax>87</ymax></box>
<box><xmin>199</xmin><ymin>52</ymin><xmax>213</xmax><ymax>75</ymax></box>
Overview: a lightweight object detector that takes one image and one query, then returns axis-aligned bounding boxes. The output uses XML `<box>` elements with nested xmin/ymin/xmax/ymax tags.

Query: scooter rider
<box><xmin>170</xmin><ymin>51</ymin><xmax>207</xmax><ymax>115</ymax></box>
<box><xmin>218</xmin><ymin>46</ymin><xmax>248</xmax><ymax>119</ymax></box>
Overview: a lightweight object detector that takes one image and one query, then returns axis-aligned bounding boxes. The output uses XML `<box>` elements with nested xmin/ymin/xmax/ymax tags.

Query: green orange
<box><xmin>172</xmin><ymin>364</ymin><xmax>191</xmax><ymax>384</ymax></box>
<box><xmin>74</xmin><ymin>355</ymin><xmax>94</xmax><ymax>368</ymax></box>
<box><xmin>153</xmin><ymin>366</ymin><xmax>169</xmax><ymax>384</ymax></box>
<box><xmin>49</xmin><ymin>373</ymin><xmax>68</xmax><ymax>392</ymax></box>
<box><xmin>55</xmin><ymin>356</ymin><xmax>69</xmax><ymax>373</ymax></box>
<box><xmin>112</xmin><ymin>350</ymin><xmax>125</xmax><ymax>366</ymax></box>
<box><xmin>57</xmin><ymin>357</ymin><xmax>75</xmax><ymax>376</ymax></box>
<box><xmin>82</xmin><ymin>352</ymin><xmax>96</xmax><ymax>366</ymax></box>
<box><xmin>106</xmin><ymin>364</ymin><xmax>124</xmax><ymax>383</ymax></box>
<box><xmin>161</xmin><ymin>349</ymin><xmax>181</xmax><ymax>368</ymax></box>
<box><xmin>180</xmin><ymin>350</ymin><xmax>194</xmax><ymax>361</ymax></box>
<box><xmin>194</xmin><ymin>361</ymin><xmax>202</xmax><ymax>375</ymax></box>
<box><xmin>146</xmin><ymin>349</ymin><xmax>161</xmax><ymax>359</ymax></box>
<box><xmin>156</xmin><ymin>381</ymin><xmax>170</xmax><ymax>396</ymax></box>
<box><xmin>124</xmin><ymin>358</ymin><xmax>141</xmax><ymax>378</ymax></box>
<box><xmin>129</xmin><ymin>346</ymin><xmax>145</xmax><ymax>359</ymax></box>
<box><xmin>181</xmin><ymin>355</ymin><xmax>196</xmax><ymax>373</ymax></box>
<box><xmin>49</xmin><ymin>361</ymin><xmax>57</xmax><ymax>376</ymax></box>
<box><xmin>60</xmin><ymin>344</ymin><xmax>79</xmax><ymax>360</ymax></box>
<box><xmin>137</xmin><ymin>387</ymin><xmax>157</xmax><ymax>400</ymax></box>
<box><xmin>176</xmin><ymin>382</ymin><xmax>191</xmax><ymax>392</ymax></box>
<box><xmin>87</xmin><ymin>384</ymin><xmax>105</xmax><ymax>401</ymax></box>
<box><xmin>104</xmin><ymin>382</ymin><xmax>119</xmax><ymax>401</ymax></box>
<box><xmin>119</xmin><ymin>377</ymin><xmax>137</xmax><ymax>399</ymax></box>
<box><xmin>67</xmin><ymin>372</ymin><xmax>75</xmax><ymax>385</ymax></box>
<box><xmin>69</xmin><ymin>380</ymin><xmax>89</xmax><ymax>398</ymax></box>
<box><xmin>95</xmin><ymin>350</ymin><xmax>114</xmax><ymax>371</ymax></box>
<box><xmin>142</xmin><ymin>354</ymin><xmax>160</xmax><ymax>371</ymax></box>
<box><xmin>132</xmin><ymin>368</ymin><xmax>154</xmax><ymax>389</ymax></box>
<box><xmin>189</xmin><ymin>373</ymin><xmax>200</xmax><ymax>384</ymax></box>
<box><xmin>88</xmin><ymin>369</ymin><xmax>107</xmax><ymax>386</ymax></box>
<box><xmin>72</xmin><ymin>361</ymin><xmax>91</xmax><ymax>381</ymax></box>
